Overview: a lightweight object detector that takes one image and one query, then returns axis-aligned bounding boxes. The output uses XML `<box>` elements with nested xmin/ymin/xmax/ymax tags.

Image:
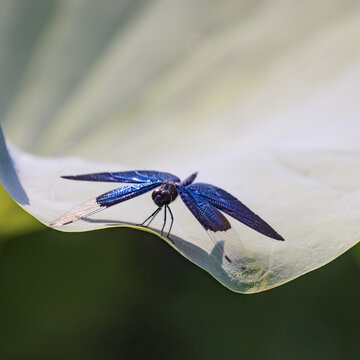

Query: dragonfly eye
<box><xmin>160</xmin><ymin>190</ymin><xmax>171</xmax><ymax>205</ymax></box>
<box><xmin>169</xmin><ymin>186</ymin><xmax>178</xmax><ymax>201</ymax></box>
<box><xmin>152</xmin><ymin>188</ymin><xmax>161</xmax><ymax>201</ymax></box>
<box><xmin>153</xmin><ymin>195</ymin><xmax>164</xmax><ymax>207</ymax></box>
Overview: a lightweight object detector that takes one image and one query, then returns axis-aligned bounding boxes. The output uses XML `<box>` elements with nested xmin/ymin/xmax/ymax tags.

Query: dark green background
<box><xmin>0</xmin><ymin>228</ymin><xmax>359</xmax><ymax>360</ymax></box>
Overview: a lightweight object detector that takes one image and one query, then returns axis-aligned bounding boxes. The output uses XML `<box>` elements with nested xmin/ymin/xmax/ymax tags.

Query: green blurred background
<box><xmin>0</xmin><ymin>187</ymin><xmax>359</xmax><ymax>360</ymax></box>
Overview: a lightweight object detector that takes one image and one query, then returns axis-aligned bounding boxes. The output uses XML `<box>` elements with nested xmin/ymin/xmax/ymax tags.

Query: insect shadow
<box><xmin>81</xmin><ymin>217</ymin><xmax>248</xmax><ymax>275</ymax></box>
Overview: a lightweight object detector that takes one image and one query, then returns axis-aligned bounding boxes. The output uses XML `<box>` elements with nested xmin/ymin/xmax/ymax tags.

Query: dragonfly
<box><xmin>51</xmin><ymin>170</ymin><xmax>284</xmax><ymax>261</ymax></box>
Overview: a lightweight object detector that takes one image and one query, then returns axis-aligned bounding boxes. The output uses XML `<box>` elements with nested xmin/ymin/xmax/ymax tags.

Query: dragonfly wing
<box><xmin>177</xmin><ymin>185</ymin><xmax>231</xmax><ymax>232</ymax></box>
<box><xmin>50</xmin><ymin>181</ymin><xmax>161</xmax><ymax>227</ymax></box>
<box><xmin>187</xmin><ymin>183</ymin><xmax>284</xmax><ymax>241</ymax></box>
<box><xmin>61</xmin><ymin>170</ymin><xmax>180</xmax><ymax>183</ymax></box>
<box><xmin>177</xmin><ymin>185</ymin><xmax>239</xmax><ymax>263</ymax></box>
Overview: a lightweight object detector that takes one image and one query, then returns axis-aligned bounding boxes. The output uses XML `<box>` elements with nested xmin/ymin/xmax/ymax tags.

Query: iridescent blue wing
<box><xmin>177</xmin><ymin>185</ymin><xmax>231</xmax><ymax>232</ymax></box>
<box><xmin>61</xmin><ymin>170</ymin><xmax>180</xmax><ymax>183</ymax></box>
<box><xmin>177</xmin><ymin>185</ymin><xmax>236</xmax><ymax>263</ymax></box>
<box><xmin>50</xmin><ymin>181</ymin><xmax>161</xmax><ymax>227</ymax></box>
<box><xmin>187</xmin><ymin>183</ymin><xmax>284</xmax><ymax>241</ymax></box>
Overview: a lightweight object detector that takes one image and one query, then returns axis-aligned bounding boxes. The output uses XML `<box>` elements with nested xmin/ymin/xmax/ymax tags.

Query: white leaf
<box><xmin>0</xmin><ymin>0</ymin><xmax>359</xmax><ymax>292</ymax></box>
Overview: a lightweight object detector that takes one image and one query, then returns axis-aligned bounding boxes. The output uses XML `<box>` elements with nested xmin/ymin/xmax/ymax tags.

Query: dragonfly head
<box><xmin>152</xmin><ymin>188</ymin><xmax>171</xmax><ymax>207</ymax></box>
<box><xmin>152</xmin><ymin>183</ymin><xmax>178</xmax><ymax>207</ymax></box>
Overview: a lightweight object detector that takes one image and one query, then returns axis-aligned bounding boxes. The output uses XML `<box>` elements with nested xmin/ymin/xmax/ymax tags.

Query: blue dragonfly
<box><xmin>51</xmin><ymin>170</ymin><xmax>284</xmax><ymax>259</ymax></box>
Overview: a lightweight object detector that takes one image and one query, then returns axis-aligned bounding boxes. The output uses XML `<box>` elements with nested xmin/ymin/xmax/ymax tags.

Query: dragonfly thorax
<box><xmin>152</xmin><ymin>182</ymin><xmax>178</xmax><ymax>207</ymax></box>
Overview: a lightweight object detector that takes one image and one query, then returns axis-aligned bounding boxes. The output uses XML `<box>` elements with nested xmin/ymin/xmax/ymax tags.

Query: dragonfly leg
<box><xmin>161</xmin><ymin>205</ymin><xmax>167</xmax><ymax>236</ymax></box>
<box><xmin>166</xmin><ymin>206</ymin><xmax>175</xmax><ymax>244</ymax></box>
<box><xmin>138</xmin><ymin>207</ymin><xmax>161</xmax><ymax>228</ymax></box>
